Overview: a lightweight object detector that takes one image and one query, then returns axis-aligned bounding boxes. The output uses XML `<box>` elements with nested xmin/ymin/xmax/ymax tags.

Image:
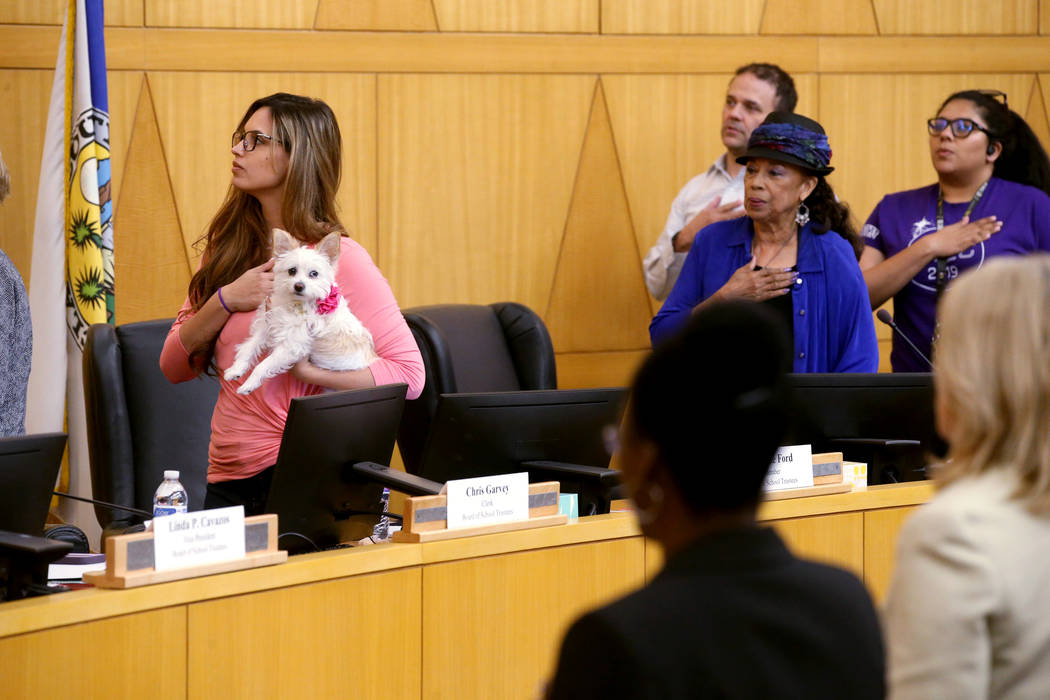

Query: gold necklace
<box><xmin>754</xmin><ymin>229</ymin><xmax>797</xmax><ymax>268</ymax></box>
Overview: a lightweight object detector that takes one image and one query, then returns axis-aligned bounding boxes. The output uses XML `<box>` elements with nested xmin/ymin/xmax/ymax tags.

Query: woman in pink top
<box><xmin>160</xmin><ymin>93</ymin><xmax>424</xmax><ymax>513</ymax></box>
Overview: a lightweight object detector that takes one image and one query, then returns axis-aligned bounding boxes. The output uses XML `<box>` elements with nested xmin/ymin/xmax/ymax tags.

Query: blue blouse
<box><xmin>650</xmin><ymin>218</ymin><xmax>878</xmax><ymax>373</ymax></box>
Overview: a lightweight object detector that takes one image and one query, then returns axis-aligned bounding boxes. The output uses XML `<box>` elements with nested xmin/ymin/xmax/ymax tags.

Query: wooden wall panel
<box><xmin>4</xmin><ymin>4</ymin><xmax>1048</xmax><ymax>396</ymax></box>
<box><xmin>315</xmin><ymin>0</ymin><xmax>438</xmax><ymax>31</ymax></box>
<box><xmin>818</xmin><ymin>37</ymin><xmax>1050</xmax><ymax>73</ymax></box>
<box><xmin>145</xmin><ymin>0</ymin><xmax>317</xmax><ymax>28</ymax></box>
<box><xmin>378</xmin><ymin>73</ymin><xmax>594</xmax><ymax>310</ymax></box>
<box><xmin>0</xmin><ymin>67</ymin><xmax>137</xmax><ymax>291</ymax></box>
<box><xmin>432</xmin><ymin>0</ymin><xmax>598</xmax><ymax>33</ymax></box>
<box><xmin>0</xmin><ymin>67</ymin><xmax>136</xmax><ymax>289</ymax></box>
<box><xmin>0</xmin><ymin>70</ymin><xmax>57</xmax><ymax>287</ymax></box>
<box><xmin>772</xmin><ymin>512</ymin><xmax>864</xmax><ymax>578</ymax></box>
<box><xmin>546</xmin><ymin>83</ymin><xmax>651</xmax><ymax>353</ymax></box>
<box><xmin>148</xmin><ymin>72</ymin><xmax>377</xmax><ymax>272</ymax></box>
<box><xmin>864</xmin><ymin>506</ymin><xmax>918</xmax><ymax>603</ymax></box>
<box><xmin>820</xmin><ymin>74</ymin><xmax>1035</xmax><ymax>233</ymax></box>
<box><xmin>107</xmin><ymin>0</ymin><xmax>145</xmax><ymax>25</ymax></box>
<box><xmin>188</xmin><ymin>568</ymin><xmax>421</xmax><ymax>699</ymax></box>
<box><xmin>422</xmin><ymin>539</ymin><xmax>645</xmax><ymax>698</ymax></box>
<box><xmin>556</xmin><ymin>349</ymin><xmax>646</xmax><ymax>389</ymax></box>
<box><xmin>601</xmin><ymin>0</ymin><xmax>765</xmax><ymax>35</ymax></box>
<box><xmin>602</xmin><ymin>73</ymin><xmax>817</xmax><ymax>314</ymax></box>
<box><xmin>875</xmin><ymin>299</ymin><xmax>894</xmax><ymax>371</ymax></box>
<box><xmin>0</xmin><ymin>0</ymin><xmax>142</xmax><ymax>26</ymax></box>
<box><xmin>761</xmin><ymin>0</ymin><xmax>878</xmax><ymax>35</ymax></box>
<box><xmin>115</xmin><ymin>77</ymin><xmax>190</xmax><ymax>324</ymax></box>
<box><xmin>0</xmin><ymin>0</ymin><xmax>65</xmax><ymax>24</ymax></box>
<box><xmin>105</xmin><ymin>71</ymin><xmax>145</xmax><ymax>224</ymax></box>
<box><xmin>872</xmin><ymin>0</ymin><xmax>1037</xmax><ymax>35</ymax></box>
<box><xmin>0</xmin><ymin>607</ymin><xmax>186</xmax><ymax>698</ymax></box>
<box><xmin>1026</xmin><ymin>78</ymin><xmax>1050</xmax><ymax>149</ymax></box>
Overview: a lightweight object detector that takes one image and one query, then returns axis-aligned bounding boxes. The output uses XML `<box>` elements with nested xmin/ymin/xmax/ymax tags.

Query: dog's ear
<box><xmin>317</xmin><ymin>232</ymin><xmax>342</xmax><ymax>265</ymax></box>
<box><xmin>272</xmin><ymin>228</ymin><xmax>297</xmax><ymax>257</ymax></box>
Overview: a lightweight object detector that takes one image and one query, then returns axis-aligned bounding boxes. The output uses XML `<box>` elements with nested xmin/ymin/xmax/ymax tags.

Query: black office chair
<box><xmin>83</xmin><ymin>319</ymin><xmax>218</xmax><ymax>541</ymax></box>
<box><xmin>397</xmin><ymin>302</ymin><xmax>557</xmax><ymax>475</ymax></box>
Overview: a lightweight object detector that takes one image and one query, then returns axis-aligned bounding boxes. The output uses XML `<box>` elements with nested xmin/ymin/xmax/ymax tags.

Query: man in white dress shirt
<box><xmin>643</xmin><ymin>63</ymin><xmax>798</xmax><ymax>300</ymax></box>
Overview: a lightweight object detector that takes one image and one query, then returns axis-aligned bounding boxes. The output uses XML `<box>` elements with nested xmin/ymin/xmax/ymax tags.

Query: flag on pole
<box><xmin>26</xmin><ymin>0</ymin><xmax>112</xmax><ymax>543</ymax></box>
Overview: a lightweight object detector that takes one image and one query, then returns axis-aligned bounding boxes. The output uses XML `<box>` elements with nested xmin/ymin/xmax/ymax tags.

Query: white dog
<box><xmin>224</xmin><ymin>229</ymin><xmax>378</xmax><ymax>395</ymax></box>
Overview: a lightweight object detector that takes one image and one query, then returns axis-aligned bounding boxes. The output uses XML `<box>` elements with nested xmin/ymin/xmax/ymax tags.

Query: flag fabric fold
<box><xmin>27</xmin><ymin>0</ymin><xmax>112</xmax><ymax>544</ymax></box>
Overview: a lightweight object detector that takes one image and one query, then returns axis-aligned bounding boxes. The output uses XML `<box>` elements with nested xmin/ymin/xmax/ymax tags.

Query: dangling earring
<box><xmin>795</xmin><ymin>202</ymin><xmax>810</xmax><ymax>227</ymax></box>
<box><xmin>632</xmin><ymin>482</ymin><xmax>664</xmax><ymax>526</ymax></box>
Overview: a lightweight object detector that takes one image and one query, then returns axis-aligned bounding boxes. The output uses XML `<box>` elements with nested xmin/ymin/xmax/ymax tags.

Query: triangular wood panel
<box><xmin>761</xmin><ymin>0</ymin><xmax>877</xmax><ymax>34</ymax></box>
<box><xmin>106</xmin><ymin>71</ymin><xmax>147</xmax><ymax>217</ymax></box>
<box><xmin>314</xmin><ymin>0</ymin><xmax>438</xmax><ymax>30</ymax></box>
<box><xmin>602</xmin><ymin>74</ymin><xmax>818</xmax><ymax>317</ymax></box>
<box><xmin>113</xmin><ymin>76</ymin><xmax>190</xmax><ymax>325</ymax></box>
<box><xmin>377</xmin><ymin>74</ymin><xmax>593</xmax><ymax>311</ymax></box>
<box><xmin>545</xmin><ymin>81</ymin><xmax>652</xmax><ymax>354</ymax></box>
<box><xmin>1029</xmin><ymin>76</ymin><xmax>1050</xmax><ymax>151</ymax></box>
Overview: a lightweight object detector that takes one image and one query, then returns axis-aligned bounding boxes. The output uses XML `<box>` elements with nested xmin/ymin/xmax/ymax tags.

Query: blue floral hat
<box><xmin>736</xmin><ymin>112</ymin><xmax>834</xmax><ymax>175</ymax></box>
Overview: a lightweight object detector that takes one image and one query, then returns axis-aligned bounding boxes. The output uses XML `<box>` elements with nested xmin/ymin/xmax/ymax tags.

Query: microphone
<box><xmin>876</xmin><ymin>309</ymin><xmax>932</xmax><ymax>370</ymax></box>
<box><xmin>52</xmin><ymin>491</ymin><xmax>153</xmax><ymax>519</ymax></box>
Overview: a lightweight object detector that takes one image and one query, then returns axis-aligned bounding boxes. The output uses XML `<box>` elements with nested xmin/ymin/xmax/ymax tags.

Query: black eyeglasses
<box><xmin>927</xmin><ymin>117</ymin><xmax>992</xmax><ymax>139</ymax></box>
<box><xmin>231</xmin><ymin>130</ymin><xmax>283</xmax><ymax>152</ymax></box>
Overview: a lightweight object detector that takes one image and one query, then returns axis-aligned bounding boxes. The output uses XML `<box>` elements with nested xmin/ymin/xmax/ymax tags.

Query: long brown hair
<box><xmin>186</xmin><ymin>93</ymin><xmax>345</xmax><ymax>314</ymax></box>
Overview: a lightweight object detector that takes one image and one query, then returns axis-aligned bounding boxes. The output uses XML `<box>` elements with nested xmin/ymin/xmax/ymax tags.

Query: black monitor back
<box><xmin>784</xmin><ymin>373</ymin><xmax>943</xmax><ymax>483</ymax></box>
<box><xmin>0</xmin><ymin>433</ymin><xmax>66</xmax><ymax>536</ymax></box>
<box><xmin>417</xmin><ymin>388</ymin><xmax>627</xmax><ymax>484</ymax></box>
<box><xmin>264</xmin><ymin>384</ymin><xmax>407</xmax><ymax>553</ymax></box>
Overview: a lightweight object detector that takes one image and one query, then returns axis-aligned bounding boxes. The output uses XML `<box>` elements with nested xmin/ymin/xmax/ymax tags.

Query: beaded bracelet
<box><xmin>217</xmin><ymin>286</ymin><xmax>233</xmax><ymax>314</ymax></box>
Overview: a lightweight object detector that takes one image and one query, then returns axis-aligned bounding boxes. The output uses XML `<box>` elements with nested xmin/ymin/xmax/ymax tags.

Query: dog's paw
<box><xmin>236</xmin><ymin>378</ymin><xmax>260</xmax><ymax>395</ymax></box>
<box><xmin>224</xmin><ymin>364</ymin><xmax>247</xmax><ymax>381</ymax></box>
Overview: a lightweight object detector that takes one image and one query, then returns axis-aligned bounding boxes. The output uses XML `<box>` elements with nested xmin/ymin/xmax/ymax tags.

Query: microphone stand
<box><xmin>875</xmin><ymin>309</ymin><xmax>932</xmax><ymax>370</ymax></box>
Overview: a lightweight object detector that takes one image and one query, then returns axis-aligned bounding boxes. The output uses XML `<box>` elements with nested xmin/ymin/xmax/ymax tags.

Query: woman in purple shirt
<box><xmin>860</xmin><ymin>90</ymin><xmax>1050</xmax><ymax>372</ymax></box>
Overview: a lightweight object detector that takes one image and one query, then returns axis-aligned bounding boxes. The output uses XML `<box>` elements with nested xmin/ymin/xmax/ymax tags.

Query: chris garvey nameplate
<box><xmin>445</xmin><ymin>472</ymin><xmax>529</xmax><ymax>530</ymax></box>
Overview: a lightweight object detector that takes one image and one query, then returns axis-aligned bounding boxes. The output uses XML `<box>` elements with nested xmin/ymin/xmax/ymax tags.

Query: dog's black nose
<box><xmin>294</xmin><ymin>282</ymin><xmax>305</xmax><ymax>293</ymax></box>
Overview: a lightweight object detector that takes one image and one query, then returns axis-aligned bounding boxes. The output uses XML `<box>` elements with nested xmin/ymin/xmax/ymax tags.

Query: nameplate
<box><xmin>763</xmin><ymin>444</ymin><xmax>814</xmax><ymax>492</ymax></box>
<box><xmin>153</xmin><ymin>506</ymin><xmax>246</xmax><ymax>572</ymax></box>
<box><xmin>445</xmin><ymin>472</ymin><xmax>529</xmax><ymax>530</ymax></box>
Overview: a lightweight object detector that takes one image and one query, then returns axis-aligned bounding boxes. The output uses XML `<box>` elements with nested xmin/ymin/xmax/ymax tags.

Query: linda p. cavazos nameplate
<box><xmin>152</xmin><ymin>505</ymin><xmax>246</xmax><ymax>572</ymax></box>
<box><xmin>445</xmin><ymin>472</ymin><xmax>529</xmax><ymax>530</ymax></box>
<box><xmin>763</xmin><ymin>444</ymin><xmax>814</xmax><ymax>492</ymax></box>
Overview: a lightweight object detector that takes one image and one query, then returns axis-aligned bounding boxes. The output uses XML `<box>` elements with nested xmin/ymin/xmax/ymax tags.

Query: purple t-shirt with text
<box><xmin>863</xmin><ymin>177</ymin><xmax>1050</xmax><ymax>371</ymax></box>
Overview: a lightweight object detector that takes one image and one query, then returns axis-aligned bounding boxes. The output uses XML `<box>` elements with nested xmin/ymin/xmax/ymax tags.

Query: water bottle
<box><xmin>372</xmin><ymin>487</ymin><xmax>391</xmax><ymax>540</ymax></box>
<box><xmin>153</xmin><ymin>470</ymin><xmax>188</xmax><ymax>518</ymax></box>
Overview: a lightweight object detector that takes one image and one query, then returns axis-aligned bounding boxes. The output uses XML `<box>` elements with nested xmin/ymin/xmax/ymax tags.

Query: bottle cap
<box><xmin>164</xmin><ymin>470</ymin><xmax>180</xmax><ymax>480</ymax></box>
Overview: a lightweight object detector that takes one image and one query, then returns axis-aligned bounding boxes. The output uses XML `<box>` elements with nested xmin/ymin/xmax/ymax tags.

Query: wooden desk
<box><xmin>0</xmin><ymin>482</ymin><xmax>930</xmax><ymax>699</ymax></box>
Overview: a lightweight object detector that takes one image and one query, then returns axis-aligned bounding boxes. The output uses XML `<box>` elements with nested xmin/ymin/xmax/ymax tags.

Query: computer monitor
<box><xmin>264</xmin><ymin>384</ymin><xmax>407</xmax><ymax>553</ymax></box>
<box><xmin>417</xmin><ymin>388</ymin><xmax>628</xmax><ymax>514</ymax></box>
<box><xmin>784</xmin><ymin>373</ymin><xmax>944</xmax><ymax>484</ymax></box>
<box><xmin>0</xmin><ymin>433</ymin><xmax>67</xmax><ymax>536</ymax></box>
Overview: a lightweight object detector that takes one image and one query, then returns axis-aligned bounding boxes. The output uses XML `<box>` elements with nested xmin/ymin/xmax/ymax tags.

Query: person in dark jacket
<box><xmin>548</xmin><ymin>301</ymin><xmax>885</xmax><ymax>699</ymax></box>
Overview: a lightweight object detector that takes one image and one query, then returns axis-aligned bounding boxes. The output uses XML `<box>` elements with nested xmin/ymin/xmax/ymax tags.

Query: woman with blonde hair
<box><xmin>885</xmin><ymin>254</ymin><xmax>1050</xmax><ymax>698</ymax></box>
<box><xmin>161</xmin><ymin>93</ymin><xmax>424</xmax><ymax>513</ymax></box>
